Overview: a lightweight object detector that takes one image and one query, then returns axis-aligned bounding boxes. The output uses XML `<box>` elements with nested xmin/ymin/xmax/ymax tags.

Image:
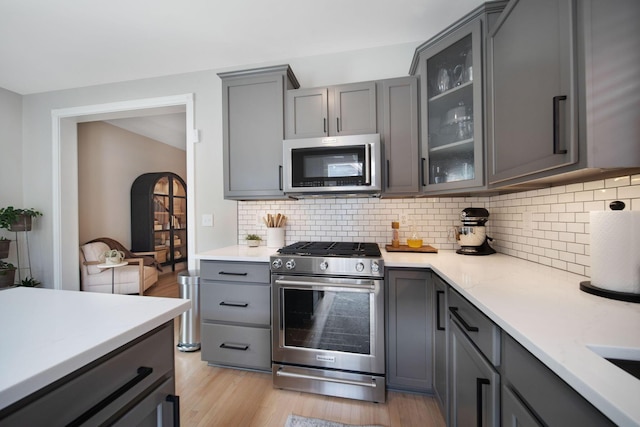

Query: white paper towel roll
<box><xmin>590</xmin><ymin>210</ymin><xmax>640</xmax><ymax>294</ymax></box>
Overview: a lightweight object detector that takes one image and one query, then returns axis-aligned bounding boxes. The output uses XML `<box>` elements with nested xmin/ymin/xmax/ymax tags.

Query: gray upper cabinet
<box><xmin>380</xmin><ymin>76</ymin><xmax>421</xmax><ymax>196</ymax></box>
<box><xmin>286</xmin><ymin>82</ymin><xmax>377</xmax><ymax>138</ymax></box>
<box><xmin>487</xmin><ymin>0</ymin><xmax>640</xmax><ymax>187</ymax></box>
<box><xmin>220</xmin><ymin>65</ymin><xmax>299</xmax><ymax>200</ymax></box>
<box><xmin>487</xmin><ymin>0</ymin><xmax>576</xmax><ymax>184</ymax></box>
<box><xmin>410</xmin><ymin>2</ymin><xmax>506</xmax><ymax>195</ymax></box>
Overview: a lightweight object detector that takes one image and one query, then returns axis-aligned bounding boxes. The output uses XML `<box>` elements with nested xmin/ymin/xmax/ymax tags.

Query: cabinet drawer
<box><xmin>201</xmin><ymin>323</ymin><xmax>271</xmax><ymax>371</ymax></box>
<box><xmin>448</xmin><ymin>289</ymin><xmax>500</xmax><ymax>366</ymax></box>
<box><xmin>201</xmin><ymin>260</ymin><xmax>270</xmax><ymax>284</ymax></box>
<box><xmin>0</xmin><ymin>322</ymin><xmax>174</xmax><ymax>426</ymax></box>
<box><xmin>502</xmin><ymin>332</ymin><xmax>615</xmax><ymax>426</ymax></box>
<box><xmin>201</xmin><ymin>282</ymin><xmax>270</xmax><ymax>326</ymax></box>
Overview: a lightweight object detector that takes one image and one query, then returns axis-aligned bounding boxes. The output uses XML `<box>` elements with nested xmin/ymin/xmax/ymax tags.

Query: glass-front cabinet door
<box><xmin>419</xmin><ymin>19</ymin><xmax>484</xmax><ymax>192</ymax></box>
<box><xmin>153</xmin><ymin>176</ymin><xmax>187</xmax><ymax>266</ymax></box>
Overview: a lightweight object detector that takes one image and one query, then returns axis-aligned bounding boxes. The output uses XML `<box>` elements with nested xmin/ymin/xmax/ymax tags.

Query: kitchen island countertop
<box><xmin>0</xmin><ymin>287</ymin><xmax>189</xmax><ymax>410</ymax></box>
<box><xmin>197</xmin><ymin>245</ymin><xmax>640</xmax><ymax>426</ymax></box>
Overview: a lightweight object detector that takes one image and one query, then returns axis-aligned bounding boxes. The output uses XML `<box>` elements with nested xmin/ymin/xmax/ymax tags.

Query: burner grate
<box><xmin>278</xmin><ymin>241</ymin><xmax>381</xmax><ymax>257</ymax></box>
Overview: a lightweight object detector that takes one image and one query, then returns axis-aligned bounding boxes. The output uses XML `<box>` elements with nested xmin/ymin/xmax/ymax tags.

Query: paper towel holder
<box><xmin>580</xmin><ymin>281</ymin><xmax>640</xmax><ymax>303</ymax></box>
<box><xmin>610</xmin><ymin>200</ymin><xmax>625</xmax><ymax>210</ymax></box>
<box><xmin>580</xmin><ymin>199</ymin><xmax>639</xmax><ymax>302</ymax></box>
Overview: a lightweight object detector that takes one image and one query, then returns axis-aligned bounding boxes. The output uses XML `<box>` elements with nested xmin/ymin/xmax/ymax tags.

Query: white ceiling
<box><xmin>0</xmin><ymin>0</ymin><xmax>485</xmax><ymax>95</ymax></box>
<box><xmin>107</xmin><ymin>113</ymin><xmax>187</xmax><ymax>150</ymax></box>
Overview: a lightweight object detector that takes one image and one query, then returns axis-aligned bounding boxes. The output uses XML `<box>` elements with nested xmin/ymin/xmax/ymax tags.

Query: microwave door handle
<box><xmin>364</xmin><ymin>143</ymin><xmax>371</xmax><ymax>185</ymax></box>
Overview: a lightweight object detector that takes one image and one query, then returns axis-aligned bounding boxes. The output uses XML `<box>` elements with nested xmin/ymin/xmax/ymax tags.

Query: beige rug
<box><xmin>285</xmin><ymin>414</ymin><xmax>384</xmax><ymax>427</ymax></box>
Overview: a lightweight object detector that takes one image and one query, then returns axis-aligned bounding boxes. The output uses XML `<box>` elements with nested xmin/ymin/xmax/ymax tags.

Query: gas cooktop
<box><xmin>277</xmin><ymin>241</ymin><xmax>381</xmax><ymax>257</ymax></box>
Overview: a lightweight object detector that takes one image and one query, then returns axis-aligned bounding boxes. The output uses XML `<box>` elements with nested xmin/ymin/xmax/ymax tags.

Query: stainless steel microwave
<box><xmin>282</xmin><ymin>134</ymin><xmax>382</xmax><ymax>196</ymax></box>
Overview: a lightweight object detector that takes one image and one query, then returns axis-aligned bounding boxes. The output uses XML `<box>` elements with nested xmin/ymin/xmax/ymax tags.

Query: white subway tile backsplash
<box><xmin>238</xmin><ymin>174</ymin><xmax>640</xmax><ymax>278</ymax></box>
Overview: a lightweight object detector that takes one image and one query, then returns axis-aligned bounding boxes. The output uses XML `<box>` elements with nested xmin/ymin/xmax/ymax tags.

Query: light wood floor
<box><xmin>146</xmin><ymin>272</ymin><xmax>446</xmax><ymax>427</ymax></box>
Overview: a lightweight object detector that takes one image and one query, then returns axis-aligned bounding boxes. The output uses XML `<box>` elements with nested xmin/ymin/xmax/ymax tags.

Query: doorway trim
<box><xmin>51</xmin><ymin>94</ymin><xmax>195</xmax><ymax>290</ymax></box>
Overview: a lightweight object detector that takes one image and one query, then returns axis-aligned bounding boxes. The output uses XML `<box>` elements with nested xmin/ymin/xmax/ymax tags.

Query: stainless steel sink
<box><xmin>588</xmin><ymin>345</ymin><xmax>640</xmax><ymax>380</ymax></box>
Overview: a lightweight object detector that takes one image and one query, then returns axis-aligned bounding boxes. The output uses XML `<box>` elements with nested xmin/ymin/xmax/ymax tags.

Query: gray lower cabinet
<box><xmin>379</xmin><ymin>76</ymin><xmax>420</xmax><ymax>196</ymax></box>
<box><xmin>200</xmin><ymin>260</ymin><xmax>271</xmax><ymax>371</ymax></box>
<box><xmin>0</xmin><ymin>322</ymin><xmax>178</xmax><ymax>426</ymax></box>
<box><xmin>487</xmin><ymin>0</ymin><xmax>640</xmax><ymax>186</ymax></box>
<box><xmin>286</xmin><ymin>81</ymin><xmax>377</xmax><ymax>138</ymax></box>
<box><xmin>448</xmin><ymin>288</ymin><xmax>500</xmax><ymax>427</ymax></box>
<box><xmin>432</xmin><ymin>274</ymin><xmax>448</xmax><ymax>420</ymax></box>
<box><xmin>501</xmin><ymin>332</ymin><xmax>615</xmax><ymax>426</ymax></box>
<box><xmin>385</xmin><ymin>269</ymin><xmax>433</xmax><ymax>392</ymax></box>
<box><xmin>219</xmin><ymin>65</ymin><xmax>300</xmax><ymax>200</ymax></box>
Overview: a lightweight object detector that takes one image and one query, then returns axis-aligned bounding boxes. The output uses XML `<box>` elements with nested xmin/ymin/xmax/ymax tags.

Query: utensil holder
<box><xmin>267</xmin><ymin>228</ymin><xmax>285</xmax><ymax>248</ymax></box>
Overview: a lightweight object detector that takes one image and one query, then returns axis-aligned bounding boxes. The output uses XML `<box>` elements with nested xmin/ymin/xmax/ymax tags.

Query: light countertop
<box><xmin>0</xmin><ymin>287</ymin><xmax>190</xmax><ymax>409</ymax></box>
<box><xmin>197</xmin><ymin>245</ymin><xmax>640</xmax><ymax>426</ymax></box>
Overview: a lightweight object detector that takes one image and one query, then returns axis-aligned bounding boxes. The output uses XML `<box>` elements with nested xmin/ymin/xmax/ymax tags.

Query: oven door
<box><xmin>272</xmin><ymin>274</ymin><xmax>385</xmax><ymax>375</ymax></box>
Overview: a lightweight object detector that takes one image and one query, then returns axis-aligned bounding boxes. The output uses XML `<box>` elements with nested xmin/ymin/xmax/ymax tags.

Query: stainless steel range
<box><xmin>270</xmin><ymin>241</ymin><xmax>385</xmax><ymax>403</ymax></box>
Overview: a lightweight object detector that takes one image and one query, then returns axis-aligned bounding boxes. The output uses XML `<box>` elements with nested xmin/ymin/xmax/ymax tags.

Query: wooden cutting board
<box><xmin>385</xmin><ymin>244</ymin><xmax>438</xmax><ymax>253</ymax></box>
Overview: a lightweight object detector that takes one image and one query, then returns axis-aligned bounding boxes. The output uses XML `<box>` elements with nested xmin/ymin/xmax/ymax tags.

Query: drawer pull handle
<box><xmin>220</xmin><ymin>342</ymin><xmax>249</xmax><ymax>351</ymax></box>
<box><xmin>166</xmin><ymin>394</ymin><xmax>181</xmax><ymax>427</ymax></box>
<box><xmin>436</xmin><ymin>290</ymin><xmax>445</xmax><ymax>331</ymax></box>
<box><xmin>220</xmin><ymin>301</ymin><xmax>249</xmax><ymax>308</ymax></box>
<box><xmin>476</xmin><ymin>378</ymin><xmax>490</xmax><ymax>427</ymax></box>
<box><xmin>450</xmin><ymin>307</ymin><xmax>479</xmax><ymax>332</ymax></box>
<box><xmin>218</xmin><ymin>271</ymin><xmax>248</xmax><ymax>276</ymax></box>
<box><xmin>67</xmin><ymin>366</ymin><xmax>153</xmax><ymax>427</ymax></box>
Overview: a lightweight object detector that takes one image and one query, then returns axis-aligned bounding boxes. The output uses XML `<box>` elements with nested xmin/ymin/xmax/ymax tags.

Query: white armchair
<box><xmin>80</xmin><ymin>241</ymin><xmax>158</xmax><ymax>295</ymax></box>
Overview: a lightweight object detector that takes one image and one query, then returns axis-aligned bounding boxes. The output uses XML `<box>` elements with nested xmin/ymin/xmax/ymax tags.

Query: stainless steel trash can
<box><xmin>177</xmin><ymin>270</ymin><xmax>200</xmax><ymax>352</ymax></box>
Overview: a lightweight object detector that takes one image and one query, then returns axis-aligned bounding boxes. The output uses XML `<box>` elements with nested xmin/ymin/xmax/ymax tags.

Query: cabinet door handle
<box><xmin>166</xmin><ymin>394</ymin><xmax>181</xmax><ymax>427</ymax></box>
<box><xmin>337</xmin><ymin>117</ymin><xmax>340</xmax><ymax>133</ymax></box>
<box><xmin>476</xmin><ymin>378</ymin><xmax>490</xmax><ymax>427</ymax></box>
<box><xmin>436</xmin><ymin>290</ymin><xmax>445</xmax><ymax>331</ymax></box>
<box><xmin>67</xmin><ymin>366</ymin><xmax>153</xmax><ymax>427</ymax></box>
<box><xmin>218</xmin><ymin>271</ymin><xmax>248</xmax><ymax>276</ymax></box>
<box><xmin>386</xmin><ymin>159</ymin><xmax>390</xmax><ymax>188</ymax></box>
<box><xmin>279</xmin><ymin>165</ymin><xmax>283</xmax><ymax>191</ymax></box>
<box><xmin>421</xmin><ymin>158</ymin><xmax>426</xmax><ymax>187</ymax></box>
<box><xmin>219</xmin><ymin>301</ymin><xmax>249</xmax><ymax>308</ymax></box>
<box><xmin>323</xmin><ymin>118</ymin><xmax>327</xmax><ymax>133</ymax></box>
<box><xmin>450</xmin><ymin>307</ymin><xmax>479</xmax><ymax>332</ymax></box>
<box><xmin>220</xmin><ymin>342</ymin><xmax>250</xmax><ymax>351</ymax></box>
<box><xmin>553</xmin><ymin>95</ymin><xmax>568</xmax><ymax>154</ymax></box>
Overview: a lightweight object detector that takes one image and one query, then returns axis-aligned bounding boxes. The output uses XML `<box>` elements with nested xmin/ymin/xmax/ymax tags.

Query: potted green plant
<box><xmin>19</xmin><ymin>276</ymin><xmax>41</xmax><ymax>287</ymax></box>
<box><xmin>0</xmin><ymin>260</ymin><xmax>16</xmax><ymax>288</ymax></box>
<box><xmin>0</xmin><ymin>237</ymin><xmax>10</xmax><ymax>259</ymax></box>
<box><xmin>0</xmin><ymin>207</ymin><xmax>43</xmax><ymax>232</ymax></box>
<box><xmin>246</xmin><ymin>234</ymin><xmax>262</xmax><ymax>247</ymax></box>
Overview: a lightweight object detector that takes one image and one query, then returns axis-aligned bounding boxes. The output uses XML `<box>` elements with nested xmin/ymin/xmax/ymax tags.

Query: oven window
<box><xmin>283</xmin><ymin>289</ymin><xmax>371</xmax><ymax>355</ymax></box>
<box><xmin>291</xmin><ymin>145</ymin><xmax>366</xmax><ymax>187</ymax></box>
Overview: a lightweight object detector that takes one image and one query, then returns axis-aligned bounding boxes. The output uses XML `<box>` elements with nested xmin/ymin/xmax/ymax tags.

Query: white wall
<box><xmin>77</xmin><ymin>121</ymin><xmax>187</xmax><ymax>245</ymax></box>
<box><xmin>0</xmin><ymin>87</ymin><xmax>24</xmax><ymax>267</ymax></box>
<box><xmin>15</xmin><ymin>42</ymin><xmax>419</xmax><ymax>288</ymax></box>
<box><xmin>0</xmin><ymin>87</ymin><xmax>23</xmax><ymax>212</ymax></box>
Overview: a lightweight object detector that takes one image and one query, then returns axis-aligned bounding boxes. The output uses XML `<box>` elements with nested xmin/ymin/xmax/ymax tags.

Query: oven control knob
<box><xmin>285</xmin><ymin>259</ymin><xmax>296</xmax><ymax>270</ymax></box>
<box><xmin>355</xmin><ymin>262</ymin><xmax>365</xmax><ymax>272</ymax></box>
<box><xmin>271</xmin><ymin>258</ymin><xmax>283</xmax><ymax>269</ymax></box>
<box><xmin>371</xmin><ymin>261</ymin><xmax>380</xmax><ymax>273</ymax></box>
<box><xmin>319</xmin><ymin>261</ymin><xmax>329</xmax><ymax>271</ymax></box>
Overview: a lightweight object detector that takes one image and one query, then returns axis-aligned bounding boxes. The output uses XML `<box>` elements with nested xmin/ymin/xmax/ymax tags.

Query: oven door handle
<box><xmin>364</xmin><ymin>143</ymin><xmax>371</xmax><ymax>185</ymax></box>
<box><xmin>276</xmin><ymin>368</ymin><xmax>378</xmax><ymax>388</ymax></box>
<box><xmin>275</xmin><ymin>278</ymin><xmax>376</xmax><ymax>291</ymax></box>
